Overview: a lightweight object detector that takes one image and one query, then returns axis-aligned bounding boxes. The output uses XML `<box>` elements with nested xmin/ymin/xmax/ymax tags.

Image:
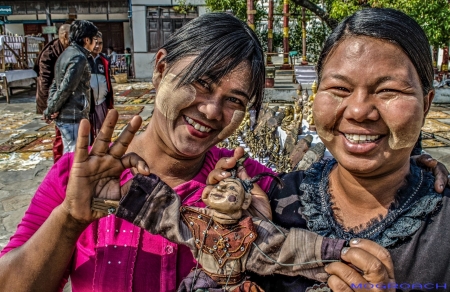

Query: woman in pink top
<box><xmin>0</xmin><ymin>13</ymin><xmax>273</xmax><ymax>292</ymax></box>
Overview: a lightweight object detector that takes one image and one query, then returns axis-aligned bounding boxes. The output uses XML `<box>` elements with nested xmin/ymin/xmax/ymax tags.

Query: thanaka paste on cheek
<box><xmin>385</xmin><ymin>96</ymin><xmax>422</xmax><ymax>150</ymax></box>
<box><xmin>218</xmin><ymin>110</ymin><xmax>245</xmax><ymax>140</ymax></box>
<box><xmin>155</xmin><ymin>73</ymin><xmax>196</xmax><ymax>120</ymax></box>
<box><xmin>314</xmin><ymin>91</ymin><xmax>343</xmax><ymax>142</ymax></box>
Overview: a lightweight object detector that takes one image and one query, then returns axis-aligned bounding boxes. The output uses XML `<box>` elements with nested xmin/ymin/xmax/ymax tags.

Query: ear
<box><xmin>84</xmin><ymin>37</ymin><xmax>91</xmax><ymax>45</ymax></box>
<box><xmin>152</xmin><ymin>49</ymin><xmax>168</xmax><ymax>89</ymax></box>
<box><xmin>241</xmin><ymin>192</ymin><xmax>252</xmax><ymax>210</ymax></box>
<box><xmin>201</xmin><ymin>185</ymin><xmax>214</xmax><ymax>206</ymax></box>
<box><xmin>422</xmin><ymin>89</ymin><xmax>435</xmax><ymax>125</ymax></box>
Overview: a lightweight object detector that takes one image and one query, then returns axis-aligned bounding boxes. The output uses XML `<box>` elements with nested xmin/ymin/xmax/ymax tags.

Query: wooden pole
<box><xmin>301</xmin><ymin>7</ymin><xmax>308</xmax><ymax>65</ymax></box>
<box><xmin>267</xmin><ymin>0</ymin><xmax>274</xmax><ymax>65</ymax></box>
<box><xmin>280</xmin><ymin>0</ymin><xmax>291</xmax><ymax>69</ymax></box>
<box><xmin>247</xmin><ymin>0</ymin><xmax>255</xmax><ymax>31</ymax></box>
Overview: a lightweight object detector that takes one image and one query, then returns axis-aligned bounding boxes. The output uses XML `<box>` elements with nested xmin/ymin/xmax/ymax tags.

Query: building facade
<box><xmin>0</xmin><ymin>0</ymin><xmax>131</xmax><ymax>56</ymax></box>
<box><xmin>130</xmin><ymin>0</ymin><xmax>206</xmax><ymax>80</ymax></box>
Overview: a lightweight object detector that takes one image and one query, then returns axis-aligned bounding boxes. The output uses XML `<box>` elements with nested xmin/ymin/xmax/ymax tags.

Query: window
<box><xmin>147</xmin><ymin>6</ymin><xmax>198</xmax><ymax>53</ymax></box>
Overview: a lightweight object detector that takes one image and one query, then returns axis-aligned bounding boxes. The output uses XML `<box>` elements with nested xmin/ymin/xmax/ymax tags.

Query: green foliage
<box><xmin>317</xmin><ymin>0</ymin><xmax>450</xmax><ymax>47</ymax></box>
<box><xmin>288</xmin><ymin>4</ymin><xmax>331</xmax><ymax>63</ymax></box>
<box><xmin>204</xmin><ymin>0</ymin><xmax>266</xmax><ymax>24</ymax></box>
<box><xmin>173</xmin><ymin>0</ymin><xmax>195</xmax><ymax>14</ymax></box>
<box><xmin>205</xmin><ymin>0</ymin><xmax>450</xmax><ymax>61</ymax></box>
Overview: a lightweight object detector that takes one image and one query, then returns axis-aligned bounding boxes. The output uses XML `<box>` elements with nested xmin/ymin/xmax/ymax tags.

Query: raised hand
<box><xmin>61</xmin><ymin>109</ymin><xmax>150</xmax><ymax>224</ymax></box>
<box><xmin>325</xmin><ymin>238</ymin><xmax>395</xmax><ymax>292</ymax></box>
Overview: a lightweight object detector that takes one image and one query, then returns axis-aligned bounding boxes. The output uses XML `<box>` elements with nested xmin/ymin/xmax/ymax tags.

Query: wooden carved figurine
<box><xmin>289</xmin><ymin>134</ymin><xmax>313</xmax><ymax>168</ymax></box>
<box><xmin>306</xmin><ymin>81</ymin><xmax>317</xmax><ymax>131</ymax></box>
<box><xmin>95</xmin><ymin>172</ymin><xmax>347</xmax><ymax>292</ymax></box>
<box><xmin>295</xmin><ymin>142</ymin><xmax>325</xmax><ymax>171</ymax></box>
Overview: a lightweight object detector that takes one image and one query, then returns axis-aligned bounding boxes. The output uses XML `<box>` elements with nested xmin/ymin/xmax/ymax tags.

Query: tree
<box><xmin>291</xmin><ymin>0</ymin><xmax>450</xmax><ymax>48</ymax></box>
<box><xmin>204</xmin><ymin>0</ymin><xmax>266</xmax><ymax>24</ymax></box>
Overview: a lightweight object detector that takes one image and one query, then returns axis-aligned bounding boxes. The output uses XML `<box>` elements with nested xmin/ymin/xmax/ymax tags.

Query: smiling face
<box><xmin>205</xmin><ymin>178</ymin><xmax>247</xmax><ymax>213</ymax></box>
<box><xmin>313</xmin><ymin>36</ymin><xmax>434</xmax><ymax>176</ymax></box>
<box><xmin>152</xmin><ymin>53</ymin><xmax>251</xmax><ymax>158</ymax></box>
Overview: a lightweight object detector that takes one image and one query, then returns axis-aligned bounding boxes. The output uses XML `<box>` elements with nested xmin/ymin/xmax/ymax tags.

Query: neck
<box><xmin>329</xmin><ymin>160</ymin><xmax>410</xmax><ymax>228</ymax></box>
<box><xmin>128</xmin><ymin>123</ymin><xmax>207</xmax><ymax>188</ymax></box>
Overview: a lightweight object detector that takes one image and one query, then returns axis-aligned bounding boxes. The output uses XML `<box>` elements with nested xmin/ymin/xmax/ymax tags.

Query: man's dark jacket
<box><xmin>33</xmin><ymin>39</ymin><xmax>65</xmax><ymax>114</ymax></box>
<box><xmin>44</xmin><ymin>43</ymin><xmax>92</xmax><ymax>123</ymax></box>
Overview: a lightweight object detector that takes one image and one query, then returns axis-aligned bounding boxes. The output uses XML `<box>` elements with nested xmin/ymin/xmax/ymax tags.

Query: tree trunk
<box><xmin>291</xmin><ymin>0</ymin><xmax>338</xmax><ymax>29</ymax></box>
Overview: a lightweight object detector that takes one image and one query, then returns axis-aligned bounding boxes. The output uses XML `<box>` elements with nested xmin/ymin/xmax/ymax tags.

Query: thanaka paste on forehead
<box><xmin>218</xmin><ymin>110</ymin><xmax>245</xmax><ymax>140</ymax></box>
<box><xmin>155</xmin><ymin>73</ymin><xmax>196</xmax><ymax>120</ymax></box>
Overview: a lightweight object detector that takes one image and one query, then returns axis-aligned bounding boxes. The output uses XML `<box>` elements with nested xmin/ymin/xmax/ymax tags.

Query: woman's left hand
<box><xmin>325</xmin><ymin>239</ymin><xmax>395</xmax><ymax>292</ymax></box>
<box><xmin>412</xmin><ymin>154</ymin><xmax>449</xmax><ymax>193</ymax></box>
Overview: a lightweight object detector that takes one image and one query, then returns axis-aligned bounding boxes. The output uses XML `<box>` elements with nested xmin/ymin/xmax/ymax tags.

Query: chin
<box><xmin>175</xmin><ymin>142</ymin><xmax>212</xmax><ymax>157</ymax></box>
<box><xmin>336</xmin><ymin>155</ymin><xmax>384</xmax><ymax>175</ymax></box>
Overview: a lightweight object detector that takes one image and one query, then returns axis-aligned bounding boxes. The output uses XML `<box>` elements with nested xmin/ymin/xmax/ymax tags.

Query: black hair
<box><xmin>108</xmin><ymin>46</ymin><xmax>114</xmax><ymax>50</ymax></box>
<box><xmin>69</xmin><ymin>20</ymin><xmax>98</xmax><ymax>47</ymax></box>
<box><xmin>238</xmin><ymin>172</ymin><xmax>284</xmax><ymax>194</ymax></box>
<box><xmin>317</xmin><ymin>8</ymin><xmax>433</xmax><ymax>95</ymax></box>
<box><xmin>126</xmin><ymin>47</ymin><xmax>131</xmax><ymax>53</ymax></box>
<box><xmin>158</xmin><ymin>12</ymin><xmax>265</xmax><ymax>119</ymax></box>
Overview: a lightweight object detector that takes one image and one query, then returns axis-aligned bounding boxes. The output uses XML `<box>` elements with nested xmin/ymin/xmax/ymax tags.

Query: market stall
<box><xmin>0</xmin><ymin>35</ymin><xmax>45</xmax><ymax>103</ymax></box>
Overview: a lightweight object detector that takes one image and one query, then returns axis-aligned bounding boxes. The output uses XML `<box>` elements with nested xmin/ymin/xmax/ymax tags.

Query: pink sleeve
<box><xmin>0</xmin><ymin>153</ymin><xmax>74</xmax><ymax>290</ymax></box>
<box><xmin>214</xmin><ymin>147</ymin><xmax>276</xmax><ymax>193</ymax></box>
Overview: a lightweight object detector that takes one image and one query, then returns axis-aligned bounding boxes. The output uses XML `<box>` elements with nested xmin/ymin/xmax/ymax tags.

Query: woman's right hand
<box><xmin>61</xmin><ymin>109</ymin><xmax>150</xmax><ymax>225</ymax></box>
<box><xmin>325</xmin><ymin>238</ymin><xmax>396</xmax><ymax>292</ymax></box>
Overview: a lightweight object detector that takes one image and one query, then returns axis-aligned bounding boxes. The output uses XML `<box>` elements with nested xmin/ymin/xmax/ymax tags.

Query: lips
<box><xmin>185</xmin><ymin>116</ymin><xmax>212</xmax><ymax>133</ymax></box>
<box><xmin>340</xmin><ymin>132</ymin><xmax>384</xmax><ymax>154</ymax></box>
<box><xmin>211</xmin><ymin>193</ymin><xmax>224</xmax><ymax>199</ymax></box>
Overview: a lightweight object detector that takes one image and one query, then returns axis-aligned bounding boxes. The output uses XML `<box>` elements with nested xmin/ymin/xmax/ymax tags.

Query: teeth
<box><xmin>185</xmin><ymin>116</ymin><xmax>212</xmax><ymax>133</ymax></box>
<box><xmin>345</xmin><ymin>134</ymin><xmax>380</xmax><ymax>143</ymax></box>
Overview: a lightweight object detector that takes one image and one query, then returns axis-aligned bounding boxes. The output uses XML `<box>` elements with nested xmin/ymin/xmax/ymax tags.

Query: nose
<box><xmin>228</xmin><ymin>195</ymin><xmax>237</xmax><ymax>202</ymax></box>
<box><xmin>198</xmin><ymin>98</ymin><xmax>223</xmax><ymax>121</ymax></box>
<box><xmin>216</xmin><ymin>182</ymin><xmax>226</xmax><ymax>191</ymax></box>
<box><xmin>342</xmin><ymin>89</ymin><xmax>380</xmax><ymax>122</ymax></box>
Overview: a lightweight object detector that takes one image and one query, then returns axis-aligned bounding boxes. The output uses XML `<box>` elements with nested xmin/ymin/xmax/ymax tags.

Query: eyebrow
<box><xmin>230</xmin><ymin>89</ymin><xmax>250</xmax><ymax>101</ymax></box>
<box><xmin>325</xmin><ymin>73</ymin><xmax>414</xmax><ymax>88</ymax></box>
<box><xmin>205</xmin><ymin>75</ymin><xmax>251</xmax><ymax>100</ymax></box>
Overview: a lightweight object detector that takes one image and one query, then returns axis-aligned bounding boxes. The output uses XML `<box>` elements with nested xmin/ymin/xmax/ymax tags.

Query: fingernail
<box><xmin>145</xmin><ymin>166</ymin><xmax>150</xmax><ymax>172</ymax></box>
<box><xmin>221</xmin><ymin>171</ymin><xmax>227</xmax><ymax>176</ymax></box>
<box><xmin>427</xmin><ymin>157</ymin><xmax>433</xmax><ymax>161</ymax></box>
<box><xmin>225</xmin><ymin>158</ymin><xmax>230</xmax><ymax>163</ymax></box>
<box><xmin>351</xmin><ymin>238</ymin><xmax>361</xmax><ymax>245</ymax></box>
<box><xmin>341</xmin><ymin>247</ymin><xmax>350</xmax><ymax>255</ymax></box>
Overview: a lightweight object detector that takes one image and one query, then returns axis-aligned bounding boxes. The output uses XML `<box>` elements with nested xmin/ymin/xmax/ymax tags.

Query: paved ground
<box><xmin>1</xmin><ymin>87</ymin><xmax>450</xmax><ymax>291</ymax></box>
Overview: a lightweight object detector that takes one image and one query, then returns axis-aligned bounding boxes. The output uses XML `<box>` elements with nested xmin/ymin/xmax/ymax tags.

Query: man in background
<box><xmin>107</xmin><ymin>46</ymin><xmax>117</xmax><ymax>64</ymax></box>
<box><xmin>89</xmin><ymin>31</ymin><xmax>114</xmax><ymax>141</ymax></box>
<box><xmin>33</xmin><ymin>24</ymin><xmax>70</xmax><ymax>163</ymax></box>
<box><xmin>44</xmin><ymin>20</ymin><xmax>98</xmax><ymax>154</ymax></box>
